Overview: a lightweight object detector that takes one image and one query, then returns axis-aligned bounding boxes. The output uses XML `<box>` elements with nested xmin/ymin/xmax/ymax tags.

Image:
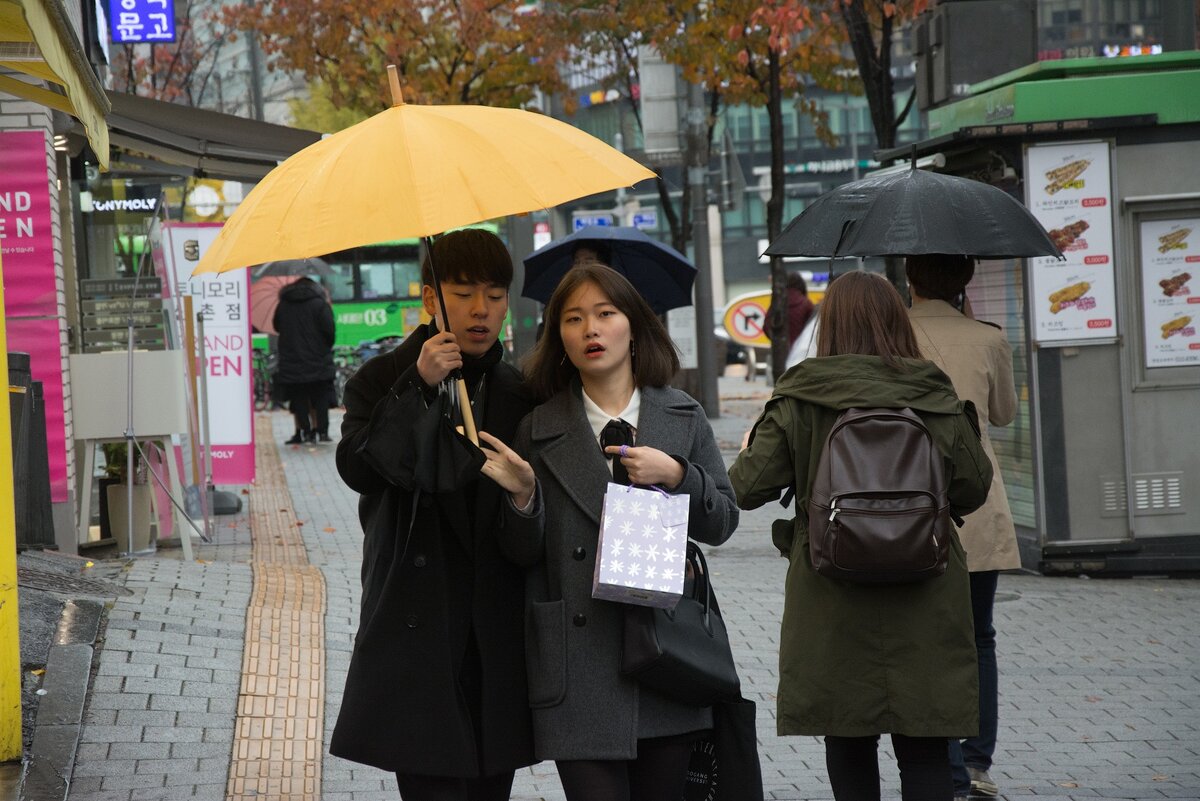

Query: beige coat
<box><xmin>909</xmin><ymin>300</ymin><xmax>1021</xmax><ymax>571</ymax></box>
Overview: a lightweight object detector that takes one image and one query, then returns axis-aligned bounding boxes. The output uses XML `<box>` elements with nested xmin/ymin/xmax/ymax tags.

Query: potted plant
<box><xmin>100</xmin><ymin>441</ymin><xmax>155</xmax><ymax>553</ymax></box>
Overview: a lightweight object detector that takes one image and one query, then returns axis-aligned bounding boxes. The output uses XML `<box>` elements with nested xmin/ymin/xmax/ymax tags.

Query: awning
<box><xmin>0</xmin><ymin>0</ymin><xmax>109</xmax><ymax>166</ymax></box>
<box><xmin>96</xmin><ymin>91</ymin><xmax>325</xmax><ymax>182</ymax></box>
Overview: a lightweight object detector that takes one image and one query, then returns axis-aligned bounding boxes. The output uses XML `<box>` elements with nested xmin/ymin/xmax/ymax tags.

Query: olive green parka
<box><xmin>729</xmin><ymin>355</ymin><xmax>993</xmax><ymax>738</ymax></box>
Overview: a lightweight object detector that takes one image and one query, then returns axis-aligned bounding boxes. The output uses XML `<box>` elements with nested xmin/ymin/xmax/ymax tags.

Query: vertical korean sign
<box><xmin>162</xmin><ymin>224</ymin><xmax>254</xmax><ymax>484</ymax></box>
<box><xmin>1026</xmin><ymin>141</ymin><xmax>1118</xmax><ymax>344</ymax></box>
<box><xmin>0</xmin><ymin>131</ymin><xmax>68</xmax><ymax>501</ymax></box>
<box><xmin>1140</xmin><ymin>219</ymin><xmax>1200</xmax><ymax>367</ymax></box>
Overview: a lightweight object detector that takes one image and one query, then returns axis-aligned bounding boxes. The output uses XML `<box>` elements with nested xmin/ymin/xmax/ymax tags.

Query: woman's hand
<box><xmin>478</xmin><ymin>431</ymin><xmax>536</xmax><ymax>509</ymax></box>
<box><xmin>416</xmin><ymin>331</ymin><xmax>463</xmax><ymax>386</ymax></box>
<box><xmin>603</xmin><ymin>445</ymin><xmax>686</xmax><ymax>490</ymax></box>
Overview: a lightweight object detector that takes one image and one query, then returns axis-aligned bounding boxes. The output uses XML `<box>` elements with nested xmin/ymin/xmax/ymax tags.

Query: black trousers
<box><xmin>285</xmin><ymin>380</ymin><xmax>331</xmax><ymax>436</ymax></box>
<box><xmin>825</xmin><ymin>734</ymin><xmax>953</xmax><ymax>801</ymax></box>
<box><xmin>395</xmin><ymin>771</ymin><xmax>513</xmax><ymax>801</ymax></box>
<box><xmin>555</xmin><ymin>733</ymin><xmax>697</xmax><ymax>801</ymax></box>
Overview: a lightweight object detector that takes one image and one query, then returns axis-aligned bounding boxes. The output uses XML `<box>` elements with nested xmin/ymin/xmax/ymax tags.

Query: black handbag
<box><xmin>684</xmin><ymin>697</ymin><xmax>765</xmax><ymax>801</ymax></box>
<box><xmin>620</xmin><ymin>542</ymin><xmax>741</xmax><ymax>707</ymax></box>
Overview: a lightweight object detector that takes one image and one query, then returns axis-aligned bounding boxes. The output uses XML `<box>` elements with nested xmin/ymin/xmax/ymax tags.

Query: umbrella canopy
<box><xmin>249</xmin><ymin>276</ymin><xmax>299</xmax><ymax>335</ymax></box>
<box><xmin>765</xmin><ymin>167</ymin><xmax>1062</xmax><ymax>260</ymax></box>
<box><xmin>192</xmin><ymin>84</ymin><xmax>656</xmax><ymax>276</ymax></box>
<box><xmin>251</xmin><ymin>257</ymin><xmax>332</xmax><ymax>281</ymax></box>
<box><xmin>522</xmin><ymin>226</ymin><xmax>696</xmax><ymax>314</ymax></box>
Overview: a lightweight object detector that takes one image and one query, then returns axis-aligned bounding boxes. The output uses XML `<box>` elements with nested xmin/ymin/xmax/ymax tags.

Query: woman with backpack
<box><xmin>729</xmin><ymin>271</ymin><xmax>993</xmax><ymax>801</ymax></box>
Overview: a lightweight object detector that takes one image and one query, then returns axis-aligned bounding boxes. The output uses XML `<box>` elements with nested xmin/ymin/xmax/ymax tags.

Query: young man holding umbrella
<box><xmin>330</xmin><ymin>229</ymin><xmax>535</xmax><ymax>800</ymax></box>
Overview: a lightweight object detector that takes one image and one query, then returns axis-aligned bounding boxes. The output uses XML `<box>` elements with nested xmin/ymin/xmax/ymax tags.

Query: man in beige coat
<box><xmin>906</xmin><ymin>254</ymin><xmax>1020</xmax><ymax>801</ymax></box>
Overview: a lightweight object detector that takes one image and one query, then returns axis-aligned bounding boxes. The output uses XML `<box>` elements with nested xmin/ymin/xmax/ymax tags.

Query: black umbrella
<box><xmin>250</xmin><ymin>257</ymin><xmax>333</xmax><ymax>280</ymax></box>
<box><xmin>765</xmin><ymin>166</ymin><xmax>1062</xmax><ymax>260</ymax></box>
<box><xmin>523</xmin><ymin>226</ymin><xmax>696</xmax><ymax>314</ymax></box>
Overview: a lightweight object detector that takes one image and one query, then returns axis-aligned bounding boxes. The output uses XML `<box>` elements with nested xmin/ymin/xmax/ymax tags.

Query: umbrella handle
<box><xmin>456</xmin><ymin>378</ymin><xmax>479</xmax><ymax>445</ymax></box>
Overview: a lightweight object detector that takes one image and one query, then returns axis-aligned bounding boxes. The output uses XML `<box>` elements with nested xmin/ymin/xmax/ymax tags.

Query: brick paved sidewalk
<box><xmin>63</xmin><ymin>375</ymin><xmax>1200</xmax><ymax>800</ymax></box>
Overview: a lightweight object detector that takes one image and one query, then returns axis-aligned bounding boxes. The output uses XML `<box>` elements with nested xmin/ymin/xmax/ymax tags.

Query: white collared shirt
<box><xmin>582</xmin><ymin>388</ymin><xmax>641</xmax><ymax>478</ymax></box>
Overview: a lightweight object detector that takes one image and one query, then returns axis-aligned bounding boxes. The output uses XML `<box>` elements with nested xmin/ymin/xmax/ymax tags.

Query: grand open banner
<box><xmin>161</xmin><ymin>223</ymin><xmax>254</xmax><ymax>485</ymax></box>
<box><xmin>0</xmin><ymin>130</ymin><xmax>69</xmax><ymax>502</ymax></box>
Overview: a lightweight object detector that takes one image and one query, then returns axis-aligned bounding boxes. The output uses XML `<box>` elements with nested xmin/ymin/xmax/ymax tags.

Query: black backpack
<box><xmin>807</xmin><ymin>407</ymin><xmax>956</xmax><ymax>584</ymax></box>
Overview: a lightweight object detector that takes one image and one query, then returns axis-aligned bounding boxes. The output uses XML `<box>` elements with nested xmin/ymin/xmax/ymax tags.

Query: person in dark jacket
<box><xmin>730</xmin><ymin>272</ymin><xmax>993</xmax><ymax>801</ymax></box>
<box><xmin>273</xmin><ymin>276</ymin><xmax>336</xmax><ymax>443</ymax></box>
<box><xmin>482</xmin><ymin>264</ymin><xmax>739</xmax><ymax>801</ymax></box>
<box><xmin>767</xmin><ymin>272</ymin><xmax>815</xmax><ymax>350</ymax></box>
<box><xmin>330</xmin><ymin>229</ymin><xmax>535</xmax><ymax>801</ymax></box>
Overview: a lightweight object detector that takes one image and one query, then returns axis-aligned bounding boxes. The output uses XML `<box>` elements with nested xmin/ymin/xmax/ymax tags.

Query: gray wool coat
<box><xmin>499</xmin><ymin>383</ymin><xmax>739</xmax><ymax>762</ymax></box>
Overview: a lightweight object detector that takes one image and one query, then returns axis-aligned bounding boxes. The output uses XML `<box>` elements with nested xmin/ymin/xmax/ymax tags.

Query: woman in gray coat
<box><xmin>479</xmin><ymin>263</ymin><xmax>739</xmax><ymax>801</ymax></box>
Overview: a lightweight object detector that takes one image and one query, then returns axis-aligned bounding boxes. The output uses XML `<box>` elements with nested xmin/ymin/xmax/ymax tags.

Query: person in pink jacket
<box><xmin>906</xmin><ymin>254</ymin><xmax>1020</xmax><ymax>801</ymax></box>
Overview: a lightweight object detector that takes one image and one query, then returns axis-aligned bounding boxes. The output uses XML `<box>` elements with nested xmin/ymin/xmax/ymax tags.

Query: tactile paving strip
<box><xmin>227</xmin><ymin>416</ymin><xmax>327</xmax><ymax>800</ymax></box>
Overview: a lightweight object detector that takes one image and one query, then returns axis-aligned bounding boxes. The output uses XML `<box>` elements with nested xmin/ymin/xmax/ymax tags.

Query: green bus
<box><xmin>323</xmin><ymin>239</ymin><xmax>426</xmax><ymax>346</ymax></box>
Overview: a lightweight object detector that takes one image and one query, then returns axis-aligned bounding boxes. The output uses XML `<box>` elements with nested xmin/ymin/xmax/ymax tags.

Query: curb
<box><xmin>19</xmin><ymin>599</ymin><xmax>103</xmax><ymax>801</ymax></box>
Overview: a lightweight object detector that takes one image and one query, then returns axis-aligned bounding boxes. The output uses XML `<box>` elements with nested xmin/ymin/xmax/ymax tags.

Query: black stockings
<box><xmin>556</xmin><ymin>735</ymin><xmax>696</xmax><ymax>801</ymax></box>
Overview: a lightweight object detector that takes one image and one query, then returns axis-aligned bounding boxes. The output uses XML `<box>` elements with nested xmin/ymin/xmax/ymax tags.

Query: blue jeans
<box><xmin>950</xmin><ymin>570</ymin><xmax>999</xmax><ymax>795</ymax></box>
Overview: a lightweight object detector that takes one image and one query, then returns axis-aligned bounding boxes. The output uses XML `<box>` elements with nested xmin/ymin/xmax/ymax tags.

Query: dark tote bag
<box><xmin>684</xmin><ymin>697</ymin><xmax>765</xmax><ymax>801</ymax></box>
<box><xmin>621</xmin><ymin>542</ymin><xmax>741</xmax><ymax>706</ymax></box>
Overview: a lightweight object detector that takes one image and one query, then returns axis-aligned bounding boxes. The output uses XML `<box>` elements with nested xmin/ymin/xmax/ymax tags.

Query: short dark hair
<box><xmin>904</xmin><ymin>254</ymin><xmax>975</xmax><ymax>302</ymax></box>
<box><xmin>421</xmin><ymin>229</ymin><xmax>513</xmax><ymax>288</ymax></box>
<box><xmin>571</xmin><ymin>241</ymin><xmax>612</xmax><ymax>267</ymax></box>
<box><xmin>524</xmin><ymin>263</ymin><xmax>679</xmax><ymax>402</ymax></box>
<box><xmin>785</xmin><ymin>272</ymin><xmax>808</xmax><ymax>293</ymax></box>
<box><xmin>816</xmin><ymin>271</ymin><xmax>921</xmax><ymax>369</ymax></box>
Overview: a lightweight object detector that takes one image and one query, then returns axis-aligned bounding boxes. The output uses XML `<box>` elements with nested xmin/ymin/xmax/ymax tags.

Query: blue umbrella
<box><xmin>522</xmin><ymin>226</ymin><xmax>696</xmax><ymax>313</ymax></box>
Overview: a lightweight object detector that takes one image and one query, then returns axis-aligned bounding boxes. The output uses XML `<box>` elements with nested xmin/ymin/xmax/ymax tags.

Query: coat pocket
<box><xmin>525</xmin><ymin>600</ymin><xmax>568</xmax><ymax>708</ymax></box>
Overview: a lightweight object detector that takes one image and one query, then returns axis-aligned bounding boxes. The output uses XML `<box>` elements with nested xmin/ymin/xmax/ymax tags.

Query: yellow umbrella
<box><xmin>194</xmin><ymin>67</ymin><xmax>655</xmax><ymax>445</ymax></box>
<box><xmin>193</xmin><ymin>67</ymin><xmax>656</xmax><ymax>276</ymax></box>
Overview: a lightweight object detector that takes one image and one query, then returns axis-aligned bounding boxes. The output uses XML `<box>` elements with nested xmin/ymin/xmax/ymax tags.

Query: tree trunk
<box><xmin>766</xmin><ymin>49</ymin><xmax>788</xmax><ymax>381</ymax></box>
<box><xmin>840</xmin><ymin>0</ymin><xmax>896</xmax><ymax>151</ymax></box>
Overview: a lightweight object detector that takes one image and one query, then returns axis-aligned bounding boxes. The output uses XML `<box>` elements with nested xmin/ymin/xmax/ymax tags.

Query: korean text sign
<box><xmin>163</xmin><ymin>223</ymin><xmax>254</xmax><ymax>484</ymax></box>
<box><xmin>109</xmin><ymin>0</ymin><xmax>176</xmax><ymax>43</ymax></box>
<box><xmin>1026</xmin><ymin>141</ymin><xmax>1118</xmax><ymax>345</ymax></box>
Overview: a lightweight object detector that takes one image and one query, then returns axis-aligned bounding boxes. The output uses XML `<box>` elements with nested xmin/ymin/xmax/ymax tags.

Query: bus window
<box><xmin>361</xmin><ymin>260</ymin><xmax>421</xmax><ymax>300</ymax></box>
<box><xmin>327</xmin><ymin>262</ymin><xmax>356</xmax><ymax>302</ymax></box>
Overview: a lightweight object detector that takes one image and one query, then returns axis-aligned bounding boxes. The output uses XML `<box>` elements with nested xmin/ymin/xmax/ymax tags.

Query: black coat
<box><xmin>272</xmin><ymin>278</ymin><xmax>335</xmax><ymax>383</ymax></box>
<box><xmin>329</xmin><ymin>325</ymin><xmax>536</xmax><ymax>777</ymax></box>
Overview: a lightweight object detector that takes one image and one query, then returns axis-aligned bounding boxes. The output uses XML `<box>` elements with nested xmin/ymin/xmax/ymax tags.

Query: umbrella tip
<box><xmin>910</xmin><ymin>144</ymin><xmax>917</xmax><ymax>170</ymax></box>
<box><xmin>387</xmin><ymin>65</ymin><xmax>405</xmax><ymax>107</ymax></box>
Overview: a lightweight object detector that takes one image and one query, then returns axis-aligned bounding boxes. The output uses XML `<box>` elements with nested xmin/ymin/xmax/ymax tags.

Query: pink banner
<box><xmin>0</xmin><ymin>131</ymin><xmax>57</xmax><ymax>316</ymax></box>
<box><xmin>1</xmin><ymin>131</ymin><xmax>68</xmax><ymax>502</ymax></box>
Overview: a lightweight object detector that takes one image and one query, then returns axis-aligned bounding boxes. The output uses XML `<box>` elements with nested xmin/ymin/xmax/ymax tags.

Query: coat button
<box><xmin>572</xmin><ymin>547</ymin><xmax>587</xmax><ymax>561</ymax></box>
<box><xmin>573</xmin><ymin>614</ymin><xmax>587</xmax><ymax>627</ymax></box>
<box><xmin>405</xmin><ymin>614</ymin><xmax>419</xmax><ymax>628</ymax></box>
<box><xmin>413</xmin><ymin>555</ymin><xmax>427</xmax><ymax>568</ymax></box>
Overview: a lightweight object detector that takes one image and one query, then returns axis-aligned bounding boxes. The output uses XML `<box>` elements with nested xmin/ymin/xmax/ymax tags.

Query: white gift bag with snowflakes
<box><xmin>592</xmin><ymin>483</ymin><xmax>690</xmax><ymax>608</ymax></box>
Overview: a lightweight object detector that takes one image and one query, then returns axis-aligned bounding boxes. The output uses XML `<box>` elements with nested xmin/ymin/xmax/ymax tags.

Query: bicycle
<box><xmin>333</xmin><ymin>338</ymin><xmax>405</xmax><ymax>407</ymax></box>
<box><xmin>252</xmin><ymin>348</ymin><xmax>279</xmax><ymax>412</ymax></box>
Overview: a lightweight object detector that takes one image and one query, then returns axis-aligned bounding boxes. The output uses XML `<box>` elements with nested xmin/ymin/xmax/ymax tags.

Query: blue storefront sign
<box><xmin>109</xmin><ymin>0</ymin><xmax>176</xmax><ymax>43</ymax></box>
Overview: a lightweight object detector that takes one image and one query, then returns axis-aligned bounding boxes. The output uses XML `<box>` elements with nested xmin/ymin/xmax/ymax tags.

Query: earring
<box><xmin>630</xmin><ymin>340</ymin><xmax>636</xmax><ymax>366</ymax></box>
<box><xmin>559</xmin><ymin>353</ymin><xmax>567</xmax><ymax>367</ymax></box>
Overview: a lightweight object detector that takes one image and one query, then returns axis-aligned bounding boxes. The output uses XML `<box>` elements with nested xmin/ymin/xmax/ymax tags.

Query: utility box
<box><xmin>914</xmin><ymin>0</ymin><xmax>1037</xmax><ymax>111</ymax></box>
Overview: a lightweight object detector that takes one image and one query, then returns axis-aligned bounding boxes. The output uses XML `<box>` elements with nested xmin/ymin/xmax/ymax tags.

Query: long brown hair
<box><xmin>816</xmin><ymin>271</ymin><xmax>921</xmax><ymax>368</ymax></box>
<box><xmin>524</xmin><ymin>264</ymin><xmax>680</xmax><ymax>401</ymax></box>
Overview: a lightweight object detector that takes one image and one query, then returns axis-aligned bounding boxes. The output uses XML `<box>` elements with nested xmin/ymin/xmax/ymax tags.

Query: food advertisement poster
<box><xmin>1139</xmin><ymin>218</ymin><xmax>1200</xmax><ymax>368</ymax></box>
<box><xmin>1026</xmin><ymin>141</ymin><xmax>1117</xmax><ymax>344</ymax></box>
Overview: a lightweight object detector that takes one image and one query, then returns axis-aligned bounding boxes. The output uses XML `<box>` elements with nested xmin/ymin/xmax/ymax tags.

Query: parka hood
<box><xmin>279</xmin><ymin>277</ymin><xmax>325</xmax><ymax>303</ymax></box>
<box><xmin>773</xmin><ymin>354</ymin><xmax>962</xmax><ymax>415</ymax></box>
